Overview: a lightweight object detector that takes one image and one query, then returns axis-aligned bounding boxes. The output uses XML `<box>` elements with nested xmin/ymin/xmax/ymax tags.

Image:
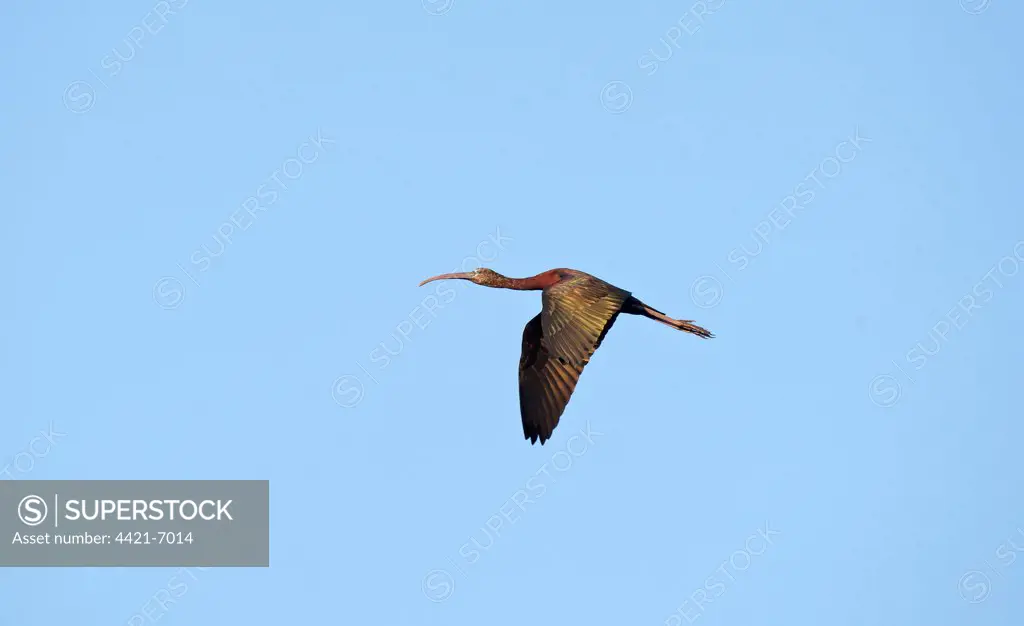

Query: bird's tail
<box><xmin>626</xmin><ymin>298</ymin><xmax>714</xmax><ymax>339</ymax></box>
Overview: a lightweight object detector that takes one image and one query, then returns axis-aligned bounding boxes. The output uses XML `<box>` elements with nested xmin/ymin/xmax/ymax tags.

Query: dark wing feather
<box><xmin>519</xmin><ymin>313</ymin><xmax>583</xmax><ymax>444</ymax></box>
<box><xmin>518</xmin><ymin>277</ymin><xmax>630</xmax><ymax>444</ymax></box>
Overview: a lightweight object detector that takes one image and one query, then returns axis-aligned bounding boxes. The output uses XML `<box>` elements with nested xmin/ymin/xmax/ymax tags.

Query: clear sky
<box><xmin>3</xmin><ymin>0</ymin><xmax>1023</xmax><ymax>624</ymax></box>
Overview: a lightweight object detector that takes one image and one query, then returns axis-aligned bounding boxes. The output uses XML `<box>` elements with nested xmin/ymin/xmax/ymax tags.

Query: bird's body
<box><xmin>418</xmin><ymin>268</ymin><xmax>713</xmax><ymax>445</ymax></box>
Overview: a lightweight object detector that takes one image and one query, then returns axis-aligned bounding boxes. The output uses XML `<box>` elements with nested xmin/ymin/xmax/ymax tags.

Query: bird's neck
<box><xmin>489</xmin><ymin>270</ymin><xmax>561</xmax><ymax>291</ymax></box>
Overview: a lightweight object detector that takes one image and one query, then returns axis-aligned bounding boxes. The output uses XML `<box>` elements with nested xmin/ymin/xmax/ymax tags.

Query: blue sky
<box><xmin>3</xmin><ymin>0</ymin><xmax>1023</xmax><ymax>624</ymax></box>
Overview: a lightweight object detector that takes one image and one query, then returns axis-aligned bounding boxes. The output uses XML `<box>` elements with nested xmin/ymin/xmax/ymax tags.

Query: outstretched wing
<box><xmin>540</xmin><ymin>275</ymin><xmax>631</xmax><ymax>366</ymax></box>
<box><xmin>518</xmin><ymin>278</ymin><xmax>630</xmax><ymax>444</ymax></box>
<box><xmin>519</xmin><ymin>313</ymin><xmax>582</xmax><ymax>445</ymax></box>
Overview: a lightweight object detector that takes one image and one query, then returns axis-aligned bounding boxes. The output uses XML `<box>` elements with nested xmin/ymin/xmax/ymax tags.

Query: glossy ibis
<box><xmin>418</xmin><ymin>268</ymin><xmax>714</xmax><ymax>445</ymax></box>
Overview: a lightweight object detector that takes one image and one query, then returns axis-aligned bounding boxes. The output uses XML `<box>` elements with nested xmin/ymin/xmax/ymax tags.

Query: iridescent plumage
<box><xmin>418</xmin><ymin>268</ymin><xmax>713</xmax><ymax>444</ymax></box>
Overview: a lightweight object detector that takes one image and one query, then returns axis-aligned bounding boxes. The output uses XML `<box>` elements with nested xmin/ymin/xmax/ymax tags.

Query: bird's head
<box><xmin>418</xmin><ymin>268</ymin><xmax>502</xmax><ymax>287</ymax></box>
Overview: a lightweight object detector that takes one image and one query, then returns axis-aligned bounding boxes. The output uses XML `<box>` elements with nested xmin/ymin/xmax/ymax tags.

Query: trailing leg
<box><xmin>623</xmin><ymin>297</ymin><xmax>714</xmax><ymax>339</ymax></box>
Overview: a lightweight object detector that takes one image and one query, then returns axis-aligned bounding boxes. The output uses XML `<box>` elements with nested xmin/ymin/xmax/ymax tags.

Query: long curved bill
<box><xmin>418</xmin><ymin>271</ymin><xmax>474</xmax><ymax>287</ymax></box>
